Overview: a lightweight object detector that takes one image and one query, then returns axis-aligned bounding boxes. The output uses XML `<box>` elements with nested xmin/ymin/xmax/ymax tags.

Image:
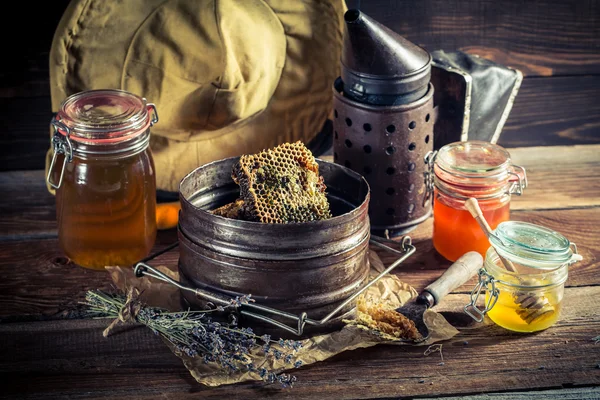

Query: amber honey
<box><xmin>433</xmin><ymin>192</ymin><xmax>510</xmax><ymax>261</ymax></box>
<box><xmin>431</xmin><ymin>141</ymin><xmax>526</xmax><ymax>262</ymax></box>
<box><xmin>48</xmin><ymin>89</ymin><xmax>159</xmax><ymax>270</ymax></box>
<box><xmin>56</xmin><ymin>152</ymin><xmax>156</xmax><ymax>269</ymax></box>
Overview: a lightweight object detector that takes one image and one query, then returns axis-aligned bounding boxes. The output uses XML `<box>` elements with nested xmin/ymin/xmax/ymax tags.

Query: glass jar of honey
<box><xmin>464</xmin><ymin>221</ymin><xmax>582</xmax><ymax>332</ymax></box>
<box><xmin>431</xmin><ymin>141</ymin><xmax>527</xmax><ymax>262</ymax></box>
<box><xmin>47</xmin><ymin>89</ymin><xmax>158</xmax><ymax>270</ymax></box>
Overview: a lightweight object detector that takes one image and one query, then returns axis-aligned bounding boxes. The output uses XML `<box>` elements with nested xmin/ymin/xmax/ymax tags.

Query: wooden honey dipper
<box><xmin>464</xmin><ymin>198</ymin><xmax>556</xmax><ymax>324</ymax></box>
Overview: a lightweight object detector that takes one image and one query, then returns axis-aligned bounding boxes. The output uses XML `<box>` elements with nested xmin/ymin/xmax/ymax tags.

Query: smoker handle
<box><xmin>133</xmin><ymin>235</ymin><xmax>416</xmax><ymax>336</ymax></box>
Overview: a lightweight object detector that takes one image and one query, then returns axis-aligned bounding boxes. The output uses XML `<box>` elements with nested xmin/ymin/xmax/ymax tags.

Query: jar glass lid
<box><xmin>56</xmin><ymin>89</ymin><xmax>151</xmax><ymax>143</ymax></box>
<box><xmin>436</xmin><ymin>141</ymin><xmax>511</xmax><ymax>177</ymax></box>
<box><xmin>490</xmin><ymin>221</ymin><xmax>576</xmax><ymax>269</ymax></box>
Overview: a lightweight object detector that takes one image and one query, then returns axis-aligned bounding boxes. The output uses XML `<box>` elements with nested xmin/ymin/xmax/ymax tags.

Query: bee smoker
<box><xmin>333</xmin><ymin>9</ymin><xmax>435</xmax><ymax>236</ymax></box>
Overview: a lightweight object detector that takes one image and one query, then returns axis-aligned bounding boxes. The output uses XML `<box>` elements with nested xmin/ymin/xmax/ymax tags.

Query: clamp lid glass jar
<box><xmin>431</xmin><ymin>141</ymin><xmax>527</xmax><ymax>261</ymax></box>
<box><xmin>465</xmin><ymin>221</ymin><xmax>582</xmax><ymax>333</ymax></box>
<box><xmin>47</xmin><ymin>89</ymin><xmax>159</xmax><ymax>270</ymax></box>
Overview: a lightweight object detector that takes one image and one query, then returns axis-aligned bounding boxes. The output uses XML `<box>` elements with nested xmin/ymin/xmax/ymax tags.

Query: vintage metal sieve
<box><xmin>133</xmin><ymin>157</ymin><xmax>417</xmax><ymax>336</ymax></box>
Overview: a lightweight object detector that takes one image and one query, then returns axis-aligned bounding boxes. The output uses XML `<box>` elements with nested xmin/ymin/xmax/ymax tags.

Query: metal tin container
<box><xmin>177</xmin><ymin>157</ymin><xmax>371</xmax><ymax>334</ymax></box>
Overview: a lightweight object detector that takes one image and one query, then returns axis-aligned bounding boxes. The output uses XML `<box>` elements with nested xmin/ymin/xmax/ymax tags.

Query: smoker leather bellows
<box><xmin>333</xmin><ymin>9</ymin><xmax>435</xmax><ymax>236</ymax></box>
<box><xmin>177</xmin><ymin>157</ymin><xmax>370</xmax><ymax>335</ymax></box>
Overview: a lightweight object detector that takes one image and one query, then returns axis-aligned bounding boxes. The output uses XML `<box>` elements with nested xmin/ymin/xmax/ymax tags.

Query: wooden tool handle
<box><xmin>425</xmin><ymin>251</ymin><xmax>483</xmax><ymax>306</ymax></box>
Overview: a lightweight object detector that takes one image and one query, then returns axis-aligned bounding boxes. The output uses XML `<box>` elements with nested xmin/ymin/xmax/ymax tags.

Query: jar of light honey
<box><xmin>47</xmin><ymin>89</ymin><xmax>158</xmax><ymax>270</ymax></box>
<box><xmin>431</xmin><ymin>141</ymin><xmax>527</xmax><ymax>261</ymax></box>
<box><xmin>464</xmin><ymin>221</ymin><xmax>582</xmax><ymax>332</ymax></box>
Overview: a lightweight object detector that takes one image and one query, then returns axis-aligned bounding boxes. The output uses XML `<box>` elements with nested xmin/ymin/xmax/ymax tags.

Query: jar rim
<box><xmin>54</xmin><ymin>89</ymin><xmax>152</xmax><ymax>145</ymax></box>
<box><xmin>433</xmin><ymin>141</ymin><xmax>519</xmax><ymax>199</ymax></box>
<box><xmin>490</xmin><ymin>221</ymin><xmax>578</xmax><ymax>269</ymax></box>
<box><xmin>435</xmin><ymin>141</ymin><xmax>511</xmax><ymax>178</ymax></box>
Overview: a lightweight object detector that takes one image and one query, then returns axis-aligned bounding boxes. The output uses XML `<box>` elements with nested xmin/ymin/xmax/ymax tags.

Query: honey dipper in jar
<box><xmin>464</xmin><ymin>198</ymin><xmax>582</xmax><ymax>332</ymax></box>
<box><xmin>465</xmin><ymin>198</ymin><xmax>554</xmax><ymax>324</ymax></box>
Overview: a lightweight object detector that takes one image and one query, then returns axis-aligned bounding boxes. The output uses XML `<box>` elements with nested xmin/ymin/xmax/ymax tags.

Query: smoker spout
<box><xmin>341</xmin><ymin>9</ymin><xmax>431</xmax><ymax>105</ymax></box>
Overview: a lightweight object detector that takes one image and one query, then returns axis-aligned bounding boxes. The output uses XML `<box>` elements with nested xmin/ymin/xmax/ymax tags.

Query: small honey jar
<box><xmin>47</xmin><ymin>89</ymin><xmax>159</xmax><ymax>270</ymax></box>
<box><xmin>465</xmin><ymin>221</ymin><xmax>582</xmax><ymax>332</ymax></box>
<box><xmin>431</xmin><ymin>141</ymin><xmax>527</xmax><ymax>261</ymax></box>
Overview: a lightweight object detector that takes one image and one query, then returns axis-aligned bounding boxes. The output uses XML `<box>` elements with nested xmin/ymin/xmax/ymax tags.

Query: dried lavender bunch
<box><xmin>83</xmin><ymin>290</ymin><xmax>303</xmax><ymax>388</ymax></box>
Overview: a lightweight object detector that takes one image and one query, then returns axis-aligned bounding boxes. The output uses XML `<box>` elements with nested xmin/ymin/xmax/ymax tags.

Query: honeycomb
<box><xmin>230</xmin><ymin>141</ymin><xmax>332</xmax><ymax>223</ymax></box>
<box><xmin>356</xmin><ymin>298</ymin><xmax>422</xmax><ymax>341</ymax></box>
<box><xmin>211</xmin><ymin>199</ymin><xmax>245</xmax><ymax>219</ymax></box>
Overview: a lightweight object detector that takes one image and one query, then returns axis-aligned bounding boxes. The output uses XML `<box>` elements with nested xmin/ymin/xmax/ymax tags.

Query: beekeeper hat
<box><xmin>50</xmin><ymin>0</ymin><xmax>345</xmax><ymax>191</ymax></box>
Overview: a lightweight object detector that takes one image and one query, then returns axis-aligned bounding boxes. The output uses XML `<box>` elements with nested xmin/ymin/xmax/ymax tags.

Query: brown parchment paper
<box><xmin>106</xmin><ymin>249</ymin><xmax>458</xmax><ymax>387</ymax></box>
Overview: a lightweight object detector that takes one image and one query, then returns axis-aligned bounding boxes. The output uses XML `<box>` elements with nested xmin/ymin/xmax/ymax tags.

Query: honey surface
<box><xmin>433</xmin><ymin>196</ymin><xmax>510</xmax><ymax>262</ymax></box>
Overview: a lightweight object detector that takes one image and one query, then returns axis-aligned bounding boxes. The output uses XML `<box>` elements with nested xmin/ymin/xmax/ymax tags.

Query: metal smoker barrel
<box><xmin>333</xmin><ymin>9</ymin><xmax>435</xmax><ymax>236</ymax></box>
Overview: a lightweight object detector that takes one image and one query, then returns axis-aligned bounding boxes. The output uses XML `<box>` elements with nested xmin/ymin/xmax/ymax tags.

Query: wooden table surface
<box><xmin>1</xmin><ymin>145</ymin><xmax>599</xmax><ymax>399</ymax></box>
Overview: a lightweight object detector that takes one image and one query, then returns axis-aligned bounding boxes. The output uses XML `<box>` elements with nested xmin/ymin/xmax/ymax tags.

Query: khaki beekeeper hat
<box><xmin>49</xmin><ymin>0</ymin><xmax>345</xmax><ymax>192</ymax></box>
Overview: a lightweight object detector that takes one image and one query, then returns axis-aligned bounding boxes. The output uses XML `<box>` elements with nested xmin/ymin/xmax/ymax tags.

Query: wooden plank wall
<box><xmin>1</xmin><ymin>0</ymin><xmax>599</xmax><ymax>172</ymax></box>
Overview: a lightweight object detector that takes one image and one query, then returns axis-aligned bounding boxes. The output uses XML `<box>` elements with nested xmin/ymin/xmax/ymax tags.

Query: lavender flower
<box><xmin>83</xmin><ymin>290</ymin><xmax>301</xmax><ymax>388</ymax></box>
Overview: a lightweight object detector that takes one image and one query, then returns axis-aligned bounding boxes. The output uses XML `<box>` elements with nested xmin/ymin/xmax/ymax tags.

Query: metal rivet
<box><xmin>345</xmin><ymin>139</ymin><xmax>353</xmax><ymax>148</ymax></box>
<box><xmin>363</xmin><ymin>123</ymin><xmax>372</xmax><ymax>132</ymax></box>
<box><xmin>409</xmin><ymin>121</ymin><xmax>417</xmax><ymax>130</ymax></box>
<box><xmin>425</xmin><ymin>135</ymin><xmax>430</xmax><ymax>144</ymax></box>
<box><xmin>345</xmin><ymin>160</ymin><xmax>352</xmax><ymax>168</ymax></box>
<box><xmin>386</xmin><ymin>125</ymin><xmax>396</xmax><ymax>134</ymax></box>
<box><xmin>386</xmin><ymin>167</ymin><xmax>395</xmax><ymax>175</ymax></box>
<box><xmin>363</xmin><ymin>145</ymin><xmax>372</xmax><ymax>154</ymax></box>
<box><xmin>408</xmin><ymin>142</ymin><xmax>416</xmax><ymax>151</ymax></box>
<box><xmin>345</xmin><ymin>118</ymin><xmax>352</xmax><ymax>127</ymax></box>
<box><xmin>386</xmin><ymin>187</ymin><xmax>395</xmax><ymax>195</ymax></box>
<box><xmin>386</xmin><ymin>146</ymin><xmax>396</xmax><ymax>155</ymax></box>
<box><xmin>408</xmin><ymin>162</ymin><xmax>416</xmax><ymax>172</ymax></box>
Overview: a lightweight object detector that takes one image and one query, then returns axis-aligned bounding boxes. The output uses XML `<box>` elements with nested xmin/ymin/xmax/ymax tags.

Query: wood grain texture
<box><xmin>0</xmin><ymin>230</ymin><xmax>177</xmax><ymax>321</ymax></box>
<box><xmin>1</xmin><ymin>286</ymin><xmax>598</xmax><ymax>399</ymax></box>
<box><xmin>4</xmin><ymin>75</ymin><xmax>600</xmax><ymax>172</ymax></box>
<box><xmin>3</xmin><ymin>142</ymin><xmax>593</xmax><ymax>243</ymax></box>
<box><xmin>375</xmin><ymin>207</ymin><xmax>600</xmax><ymax>292</ymax></box>
<box><xmin>499</xmin><ymin>76</ymin><xmax>600</xmax><ymax>148</ymax></box>
<box><xmin>0</xmin><ymin>170</ymin><xmax>56</xmax><ymax>240</ymax></box>
<box><xmin>509</xmin><ymin>144</ymin><xmax>600</xmax><ymax>210</ymax></box>
<box><xmin>0</xmin><ymin>144</ymin><xmax>598</xmax><ymax>321</ymax></box>
<box><xmin>325</xmin><ymin>144</ymin><xmax>600</xmax><ymax>212</ymax></box>
<box><xmin>0</xmin><ymin>207</ymin><xmax>597</xmax><ymax>320</ymax></box>
<box><xmin>420</xmin><ymin>387</ymin><xmax>600</xmax><ymax>400</ymax></box>
<box><xmin>3</xmin><ymin>0</ymin><xmax>598</xmax><ymax>101</ymax></box>
<box><xmin>349</xmin><ymin>0</ymin><xmax>600</xmax><ymax>77</ymax></box>
<box><xmin>2</xmin><ymin>4</ymin><xmax>600</xmax><ymax>172</ymax></box>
